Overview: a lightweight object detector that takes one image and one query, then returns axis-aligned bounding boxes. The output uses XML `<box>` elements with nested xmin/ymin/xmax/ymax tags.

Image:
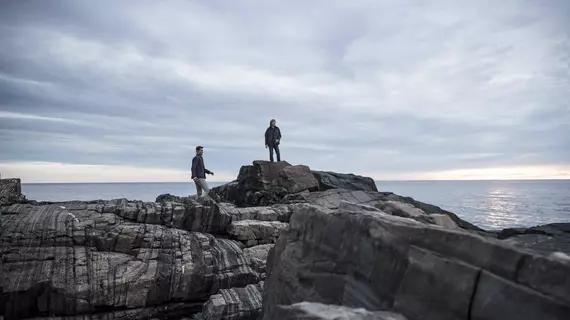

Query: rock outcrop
<box><xmin>211</xmin><ymin>161</ymin><xmax>379</xmax><ymax>207</ymax></box>
<box><xmin>497</xmin><ymin>223</ymin><xmax>570</xmax><ymax>255</ymax></box>
<box><xmin>228</xmin><ymin>220</ymin><xmax>288</xmax><ymax>247</ymax></box>
<box><xmin>262</xmin><ymin>204</ymin><xmax>570</xmax><ymax>320</ymax></box>
<box><xmin>0</xmin><ymin>204</ymin><xmax>260</xmax><ymax>319</ymax></box>
<box><xmin>3</xmin><ymin>161</ymin><xmax>569</xmax><ymax>320</ymax></box>
<box><xmin>194</xmin><ymin>282</ymin><xmax>264</xmax><ymax>320</ymax></box>
<box><xmin>313</xmin><ymin>171</ymin><xmax>378</xmax><ymax>192</ymax></box>
<box><xmin>0</xmin><ymin>178</ymin><xmax>25</xmax><ymax>206</ymax></box>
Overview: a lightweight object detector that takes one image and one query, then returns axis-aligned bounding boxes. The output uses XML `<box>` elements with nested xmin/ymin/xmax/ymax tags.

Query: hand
<box><xmin>265</xmin><ymin>145</ymin><xmax>268</xmax><ymax>149</ymax></box>
<box><xmin>192</xmin><ymin>177</ymin><xmax>198</xmax><ymax>181</ymax></box>
<box><xmin>209</xmin><ymin>172</ymin><xmax>214</xmax><ymax>176</ymax></box>
<box><xmin>275</xmin><ymin>139</ymin><xmax>279</xmax><ymax>143</ymax></box>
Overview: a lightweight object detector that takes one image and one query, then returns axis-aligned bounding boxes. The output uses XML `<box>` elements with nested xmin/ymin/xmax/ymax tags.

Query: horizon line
<box><xmin>19</xmin><ymin>178</ymin><xmax>570</xmax><ymax>184</ymax></box>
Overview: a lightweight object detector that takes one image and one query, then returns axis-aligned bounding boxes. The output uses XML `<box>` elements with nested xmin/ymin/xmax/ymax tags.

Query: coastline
<box><xmin>2</xmin><ymin>161</ymin><xmax>569</xmax><ymax>319</ymax></box>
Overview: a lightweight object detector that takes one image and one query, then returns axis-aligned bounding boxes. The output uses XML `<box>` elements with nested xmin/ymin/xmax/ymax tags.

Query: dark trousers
<box><xmin>269</xmin><ymin>144</ymin><xmax>281</xmax><ymax>162</ymax></box>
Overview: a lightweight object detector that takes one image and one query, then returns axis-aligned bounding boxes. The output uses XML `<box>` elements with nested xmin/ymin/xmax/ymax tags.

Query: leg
<box><xmin>269</xmin><ymin>145</ymin><xmax>275</xmax><ymax>162</ymax></box>
<box><xmin>194</xmin><ymin>180</ymin><xmax>202</xmax><ymax>197</ymax></box>
<box><xmin>198</xmin><ymin>178</ymin><xmax>210</xmax><ymax>198</ymax></box>
<box><xmin>274</xmin><ymin>144</ymin><xmax>281</xmax><ymax>162</ymax></box>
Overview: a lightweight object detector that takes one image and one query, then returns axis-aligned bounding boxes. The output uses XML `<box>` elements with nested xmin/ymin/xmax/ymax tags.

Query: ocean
<box><xmin>21</xmin><ymin>180</ymin><xmax>570</xmax><ymax>231</ymax></box>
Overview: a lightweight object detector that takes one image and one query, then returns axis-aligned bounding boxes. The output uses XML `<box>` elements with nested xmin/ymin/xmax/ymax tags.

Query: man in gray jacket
<box><xmin>191</xmin><ymin>146</ymin><xmax>214</xmax><ymax>198</ymax></box>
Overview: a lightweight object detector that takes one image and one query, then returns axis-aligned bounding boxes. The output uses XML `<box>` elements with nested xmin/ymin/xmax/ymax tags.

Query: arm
<box><xmin>191</xmin><ymin>157</ymin><xmax>198</xmax><ymax>179</ymax></box>
<box><xmin>277</xmin><ymin>127</ymin><xmax>282</xmax><ymax>140</ymax></box>
<box><xmin>264</xmin><ymin>128</ymin><xmax>270</xmax><ymax>145</ymax></box>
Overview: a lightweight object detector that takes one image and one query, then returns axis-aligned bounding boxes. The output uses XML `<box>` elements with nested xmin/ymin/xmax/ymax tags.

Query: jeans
<box><xmin>195</xmin><ymin>178</ymin><xmax>210</xmax><ymax>197</ymax></box>
<box><xmin>269</xmin><ymin>144</ymin><xmax>281</xmax><ymax>162</ymax></box>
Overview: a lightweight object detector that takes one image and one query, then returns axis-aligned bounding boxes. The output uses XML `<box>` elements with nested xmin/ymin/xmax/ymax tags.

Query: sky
<box><xmin>0</xmin><ymin>0</ymin><xmax>569</xmax><ymax>183</ymax></box>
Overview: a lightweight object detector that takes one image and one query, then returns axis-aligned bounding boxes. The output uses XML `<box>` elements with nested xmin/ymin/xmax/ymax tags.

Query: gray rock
<box><xmin>195</xmin><ymin>282</ymin><xmax>264</xmax><ymax>320</ymax></box>
<box><xmin>338</xmin><ymin>200</ymin><xmax>382</xmax><ymax>212</ymax></box>
<box><xmin>24</xmin><ymin>302</ymin><xmax>205</xmax><ymax>320</ymax></box>
<box><xmin>0</xmin><ymin>204</ymin><xmax>260</xmax><ymax>319</ymax></box>
<box><xmin>498</xmin><ymin>223</ymin><xmax>570</xmax><ymax>255</ymax></box>
<box><xmin>275</xmin><ymin>165</ymin><xmax>319</xmax><ymax>194</ymax></box>
<box><xmin>376</xmin><ymin>201</ymin><xmax>434</xmax><ymax>224</ymax></box>
<box><xmin>210</xmin><ymin>161</ymin><xmax>292</xmax><ymax>206</ymax></box>
<box><xmin>244</xmin><ymin>244</ymin><xmax>274</xmax><ymax>274</ymax></box>
<box><xmin>228</xmin><ymin>220</ymin><xmax>288</xmax><ymax>246</ymax></box>
<box><xmin>0</xmin><ymin>178</ymin><xmax>26</xmax><ymax>206</ymax></box>
<box><xmin>313</xmin><ymin>171</ymin><xmax>378</xmax><ymax>192</ymax></box>
<box><xmin>262</xmin><ymin>204</ymin><xmax>570</xmax><ymax>320</ymax></box>
<box><xmin>265</xmin><ymin>302</ymin><xmax>407</xmax><ymax>320</ymax></box>
<box><xmin>430</xmin><ymin>214</ymin><xmax>459</xmax><ymax>230</ymax></box>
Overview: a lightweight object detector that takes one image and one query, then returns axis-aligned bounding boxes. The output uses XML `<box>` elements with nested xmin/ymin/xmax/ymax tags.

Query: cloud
<box><xmin>0</xmin><ymin>0</ymin><xmax>569</xmax><ymax>182</ymax></box>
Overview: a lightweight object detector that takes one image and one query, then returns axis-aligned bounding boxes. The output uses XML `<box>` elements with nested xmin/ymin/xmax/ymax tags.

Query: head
<box><xmin>270</xmin><ymin>119</ymin><xmax>276</xmax><ymax>127</ymax></box>
<box><xmin>196</xmin><ymin>146</ymin><xmax>204</xmax><ymax>155</ymax></box>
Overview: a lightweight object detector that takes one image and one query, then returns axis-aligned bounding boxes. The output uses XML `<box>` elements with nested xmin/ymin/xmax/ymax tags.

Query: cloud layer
<box><xmin>1</xmin><ymin>0</ymin><xmax>569</xmax><ymax>182</ymax></box>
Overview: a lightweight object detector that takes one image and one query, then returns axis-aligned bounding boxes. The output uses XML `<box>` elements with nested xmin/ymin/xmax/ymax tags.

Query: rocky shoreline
<box><xmin>1</xmin><ymin>161</ymin><xmax>569</xmax><ymax>319</ymax></box>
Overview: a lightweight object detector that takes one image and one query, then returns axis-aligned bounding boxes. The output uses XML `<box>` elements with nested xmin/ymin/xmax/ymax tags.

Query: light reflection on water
<box><xmin>377</xmin><ymin>180</ymin><xmax>570</xmax><ymax>230</ymax></box>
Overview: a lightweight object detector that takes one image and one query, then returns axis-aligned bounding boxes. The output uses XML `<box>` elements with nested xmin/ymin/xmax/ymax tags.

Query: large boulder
<box><xmin>313</xmin><ymin>171</ymin><xmax>378</xmax><ymax>192</ymax></box>
<box><xmin>0</xmin><ymin>178</ymin><xmax>26</xmax><ymax>206</ymax></box>
<box><xmin>262</xmin><ymin>204</ymin><xmax>570</xmax><ymax>320</ymax></box>
<box><xmin>274</xmin><ymin>165</ymin><xmax>319</xmax><ymax>194</ymax></box>
<box><xmin>211</xmin><ymin>161</ymin><xmax>292</xmax><ymax>206</ymax></box>
<box><xmin>0</xmin><ymin>204</ymin><xmax>260</xmax><ymax>319</ymax></box>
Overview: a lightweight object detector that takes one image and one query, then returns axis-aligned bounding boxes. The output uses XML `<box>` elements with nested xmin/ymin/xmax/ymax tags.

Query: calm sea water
<box><xmin>21</xmin><ymin>180</ymin><xmax>570</xmax><ymax>230</ymax></box>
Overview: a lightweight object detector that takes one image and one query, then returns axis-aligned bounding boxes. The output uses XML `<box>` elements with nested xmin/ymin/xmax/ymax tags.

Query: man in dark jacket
<box><xmin>265</xmin><ymin>119</ymin><xmax>282</xmax><ymax>162</ymax></box>
<box><xmin>191</xmin><ymin>146</ymin><xmax>214</xmax><ymax>198</ymax></box>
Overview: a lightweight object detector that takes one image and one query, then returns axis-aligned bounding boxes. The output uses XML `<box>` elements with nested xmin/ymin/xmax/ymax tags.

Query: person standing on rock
<box><xmin>191</xmin><ymin>146</ymin><xmax>214</xmax><ymax>198</ymax></box>
<box><xmin>265</xmin><ymin>119</ymin><xmax>282</xmax><ymax>162</ymax></box>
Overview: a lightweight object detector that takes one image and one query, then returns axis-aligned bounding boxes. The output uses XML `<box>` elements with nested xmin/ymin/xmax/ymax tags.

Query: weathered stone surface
<box><xmin>393</xmin><ymin>246</ymin><xmax>478</xmax><ymax>320</ymax></box>
<box><xmin>265</xmin><ymin>302</ymin><xmax>408</xmax><ymax>320</ymax></box>
<box><xmin>211</xmin><ymin>161</ymin><xmax>292</xmax><ymax>206</ymax></box>
<box><xmin>0</xmin><ymin>178</ymin><xmax>25</xmax><ymax>206</ymax></box>
<box><xmin>194</xmin><ymin>282</ymin><xmax>264</xmax><ymax>320</ymax></box>
<box><xmin>25</xmin><ymin>198</ymin><xmax>293</xmax><ymax>238</ymax></box>
<box><xmin>377</xmin><ymin>201</ymin><xmax>432</xmax><ymax>224</ymax></box>
<box><xmin>23</xmin><ymin>302</ymin><xmax>204</xmax><ymax>320</ymax></box>
<box><xmin>498</xmin><ymin>223</ymin><xmax>570</xmax><ymax>254</ymax></box>
<box><xmin>516</xmin><ymin>253</ymin><xmax>570</xmax><ymax>304</ymax></box>
<box><xmin>301</xmin><ymin>189</ymin><xmax>482</xmax><ymax>232</ymax></box>
<box><xmin>430</xmin><ymin>214</ymin><xmax>459</xmax><ymax>230</ymax></box>
<box><xmin>0</xmin><ymin>204</ymin><xmax>260</xmax><ymax>319</ymax></box>
<box><xmin>471</xmin><ymin>271</ymin><xmax>570</xmax><ymax>320</ymax></box>
<box><xmin>382</xmin><ymin>193</ymin><xmax>484</xmax><ymax>231</ymax></box>
<box><xmin>313</xmin><ymin>171</ymin><xmax>378</xmax><ymax>192</ymax></box>
<box><xmin>262</xmin><ymin>204</ymin><xmax>570</xmax><ymax>320</ymax></box>
<box><xmin>228</xmin><ymin>220</ymin><xmax>288</xmax><ymax>246</ymax></box>
<box><xmin>244</xmin><ymin>244</ymin><xmax>274</xmax><ymax>274</ymax></box>
<box><xmin>275</xmin><ymin>165</ymin><xmax>319</xmax><ymax>194</ymax></box>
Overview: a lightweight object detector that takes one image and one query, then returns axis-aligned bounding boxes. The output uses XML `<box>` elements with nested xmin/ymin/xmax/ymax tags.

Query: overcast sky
<box><xmin>1</xmin><ymin>0</ymin><xmax>569</xmax><ymax>182</ymax></box>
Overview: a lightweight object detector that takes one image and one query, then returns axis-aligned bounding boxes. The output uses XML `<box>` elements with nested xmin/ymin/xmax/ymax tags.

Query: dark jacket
<box><xmin>191</xmin><ymin>154</ymin><xmax>211</xmax><ymax>179</ymax></box>
<box><xmin>265</xmin><ymin>126</ymin><xmax>282</xmax><ymax>146</ymax></box>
